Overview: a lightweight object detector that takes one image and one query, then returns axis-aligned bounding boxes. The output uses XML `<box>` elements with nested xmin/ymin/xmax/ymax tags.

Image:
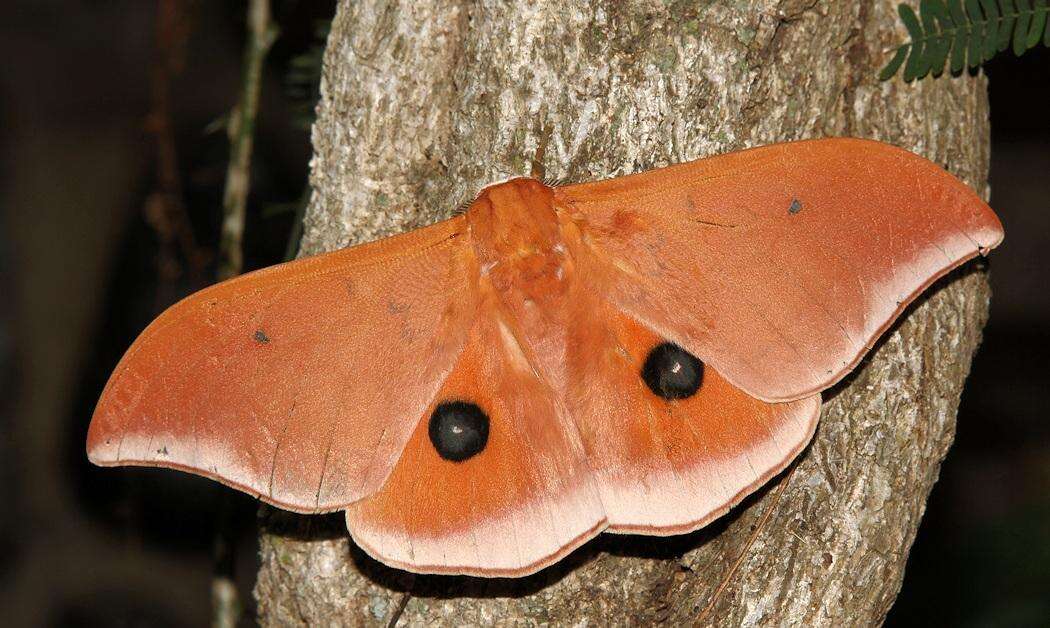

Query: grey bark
<box><xmin>255</xmin><ymin>1</ymin><xmax>994</xmax><ymax>625</ymax></box>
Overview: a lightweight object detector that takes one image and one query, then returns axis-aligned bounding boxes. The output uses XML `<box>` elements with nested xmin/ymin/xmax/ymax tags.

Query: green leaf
<box><xmin>880</xmin><ymin>44</ymin><xmax>911</xmax><ymax>79</ymax></box>
<box><xmin>924</xmin><ymin>0</ymin><xmax>954</xmax><ymax>30</ymax></box>
<box><xmin>965</xmin><ymin>0</ymin><xmax>984</xmax><ymax>20</ymax></box>
<box><xmin>900</xmin><ymin>3</ymin><xmax>925</xmax><ymax>40</ymax></box>
<box><xmin>930</xmin><ymin>0</ymin><xmax>964</xmax><ymax>73</ymax></box>
<box><xmin>980</xmin><ymin>0</ymin><xmax>999</xmax><ymax>21</ymax></box>
<box><xmin>980</xmin><ymin>0</ymin><xmax>1000</xmax><ymax>59</ymax></box>
<box><xmin>904</xmin><ymin>40</ymin><xmax>926</xmax><ymax>81</ymax></box>
<box><xmin>951</xmin><ymin>27</ymin><xmax>968</xmax><ymax>71</ymax></box>
<box><xmin>883</xmin><ymin>0</ymin><xmax>1048</xmax><ymax>82</ymax></box>
<box><xmin>998</xmin><ymin>0</ymin><xmax>1017</xmax><ymax>52</ymax></box>
<box><xmin>921</xmin><ymin>0</ymin><xmax>950</xmax><ymax>76</ymax></box>
<box><xmin>900</xmin><ymin>4</ymin><xmax>928</xmax><ymax>80</ymax></box>
<box><xmin>1045</xmin><ymin>0</ymin><xmax>1050</xmax><ymax>46</ymax></box>
<box><xmin>964</xmin><ymin>0</ymin><xmax>985</xmax><ymax>67</ymax></box>
<box><xmin>966</xmin><ymin>19</ymin><xmax>985</xmax><ymax>67</ymax></box>
<box><xmin>1029</xmin><ymin>0</ymin><xmax>1049</xmax><ymax>48</ymax></box>
<box><xmin>1015</xmin><ymin>0</ymin><xmax>1033</xmax><ymax>55</ymax></box>
<box><xmin>930</xmin><ymin>0</ymin><xmax>957</xmax><ymax>26</ymax></box>
<box><xmin>967</xmin><ymin>31</ymin><xmax>984</xmax><ymax>69</ymax></box>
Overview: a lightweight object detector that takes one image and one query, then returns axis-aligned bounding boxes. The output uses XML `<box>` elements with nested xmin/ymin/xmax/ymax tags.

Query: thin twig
<box><xmin>212</xmin><ymin>2</ymin><xmax>278</xmax><ymax>627</ymax></box>
<box><xmin>387</xmin><ymin>588</ymin><xmax>414</xmax><ymax>628</ymax></box>
<box><xmin>283</xmin><ymin>187</ymin><xmax>310</xmax><ymax>262</ymax></box>
<box><xmin>211</xmin><ymin>494</ymin><xmax>239</xmax><ymax>628</ymax></box>
<box><xmin>145</xmin><ymin>0</ymin><xmax>209</xmax><ymax>303</ymax></box>
<box><xmin>217</xmin><ymin>0</ymin><xmax>278</xmax><ymax>280</ymax></box>
<box><xmin>697</xmin><ymin>466</ymin><xmax>796</xmax><ymax>622</ymax></box>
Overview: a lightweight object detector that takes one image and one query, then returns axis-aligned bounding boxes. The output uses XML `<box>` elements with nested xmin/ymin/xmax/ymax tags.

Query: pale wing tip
<box><xmin>85</xmin><ymin>447</ymin><xmax>110</xmax><ymax>466</ymax></box>
<box><xmin>85</xmin><ymin>437</ymin><xmax>346</xmax><ymax>516</ymax></box>
<box><xmin>86</xmin><ymin>444</ymin><xmax>108</xmax><ymax>466</ymax></box>
<box><xmin>85</xmin><ymin>411</ymin><xmax>119</xmax><ymax>465</ymax></box>
<box><xmin>732</xmin><ymin>222</ymin><xmax>1002</xmax><ymax>407</ymax></box>
<box><xmin>86</xmin><ymin>438</ymin><xmax>125</xmax><ymax>467</ymax></box>
<box><xmin>975</xmin><ymin>214</ymin><xmax>1005</xmax><ymax>255</ymax></box>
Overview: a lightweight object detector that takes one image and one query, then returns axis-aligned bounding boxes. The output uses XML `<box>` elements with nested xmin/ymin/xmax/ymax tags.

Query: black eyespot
<box><xmin>641</xmin><ymin>342</ymin><xmax>704</xmax><ymax>400</ymax></box>
<box><xmin>428</xmin><ymin>401</ymin><xmax>490</xmax><ymax>462</ymax></box>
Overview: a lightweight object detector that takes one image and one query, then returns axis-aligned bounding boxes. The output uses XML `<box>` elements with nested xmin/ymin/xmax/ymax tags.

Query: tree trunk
<box><xmin>254</xmin><ymin>1</ymin><xmax>993</xmax><ymax>624</ymax></box>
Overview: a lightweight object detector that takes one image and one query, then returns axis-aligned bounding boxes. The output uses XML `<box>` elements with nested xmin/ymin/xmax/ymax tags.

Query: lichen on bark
<box><xmin>256</xmin><ymin>1</ymin><xmax>994</xmax><ymax>625</ymax></box>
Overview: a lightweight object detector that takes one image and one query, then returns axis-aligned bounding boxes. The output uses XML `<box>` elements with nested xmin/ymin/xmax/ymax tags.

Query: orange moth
<box><xmin>87</xmin><ymin>138</ymin><xmax>1003</xmax><ymax>577</ymax></box>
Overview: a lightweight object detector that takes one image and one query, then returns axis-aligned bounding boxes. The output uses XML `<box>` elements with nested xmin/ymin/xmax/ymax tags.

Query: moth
<box><xmin>88</xmin><ymin>138</ymin><xmax>1003</xmax><ymax>577</ymax></box>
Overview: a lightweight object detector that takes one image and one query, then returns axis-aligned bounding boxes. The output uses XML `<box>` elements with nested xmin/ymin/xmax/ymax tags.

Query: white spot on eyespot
<box><xmin>672</xmin><ymin>362</ymin><xmax>682</xmax><ymax>374</ymax></box>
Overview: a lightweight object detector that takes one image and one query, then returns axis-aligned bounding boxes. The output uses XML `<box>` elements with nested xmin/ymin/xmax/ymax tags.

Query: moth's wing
<box><xmin>563</xmin><ymin>288</ymin><xmax>819</xmax><ymax>533</ymax></box>
<box><xmin>87</xmin><ymin>217</ymin><xmax>478</xmax><ymax>513</ymax></box>
<box><xmin>557</xmin><ymin>137</ymin><xmax>1004</xmax><ymax>402</ymax></box>
<box><xmin>345</xmin><ymin>292</ymin><xmax>607</xmax><ymax>577</ymax></box>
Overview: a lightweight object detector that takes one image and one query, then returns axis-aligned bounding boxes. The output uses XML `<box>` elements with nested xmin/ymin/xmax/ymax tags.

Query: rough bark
<box><xmin>255</xmin><ymin>1</ymin><xmax>993</xmax><ymax>625</ymax></box>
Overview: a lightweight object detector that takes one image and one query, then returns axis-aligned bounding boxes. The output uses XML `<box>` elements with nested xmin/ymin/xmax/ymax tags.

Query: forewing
<box><xmin>557</xmin><ymin>137</ymin><xmax>1003</xmax><ymax>402</ymax></box>
<box><xmin>87</xmin><ymin>217</ymin><xmax>477</xmax><ymax>513</ymax></box>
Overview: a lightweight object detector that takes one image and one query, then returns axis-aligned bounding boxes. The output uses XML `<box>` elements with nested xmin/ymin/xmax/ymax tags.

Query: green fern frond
<box><xmin>880</xmin><ymin>0</ymin><xmax>1050</xmax><ymax>80</ymax></box>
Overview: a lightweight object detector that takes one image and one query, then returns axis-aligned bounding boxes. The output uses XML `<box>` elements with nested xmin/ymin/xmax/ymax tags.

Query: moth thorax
<box><xmin>468</xmin><ymin>177</ymin><xmax>566</xmax><ymax>277</ymax></box>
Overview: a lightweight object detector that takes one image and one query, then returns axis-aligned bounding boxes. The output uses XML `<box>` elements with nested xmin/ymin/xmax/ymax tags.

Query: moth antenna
<box><xmin>543</xmin><ymin>174</ymin><xmax>575</xmax><ymax>188</ymax></box>
<box><xmin>451</xmin><ymin>199</ymin><xmax>472</xmax><ymax>217</ymax></box>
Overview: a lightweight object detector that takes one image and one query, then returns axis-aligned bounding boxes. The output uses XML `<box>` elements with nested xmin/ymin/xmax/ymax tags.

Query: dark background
<box><xmin>1</xmin><ymin>2</ymin><xmax>1047</xmax><ymax>626</ymax></box>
